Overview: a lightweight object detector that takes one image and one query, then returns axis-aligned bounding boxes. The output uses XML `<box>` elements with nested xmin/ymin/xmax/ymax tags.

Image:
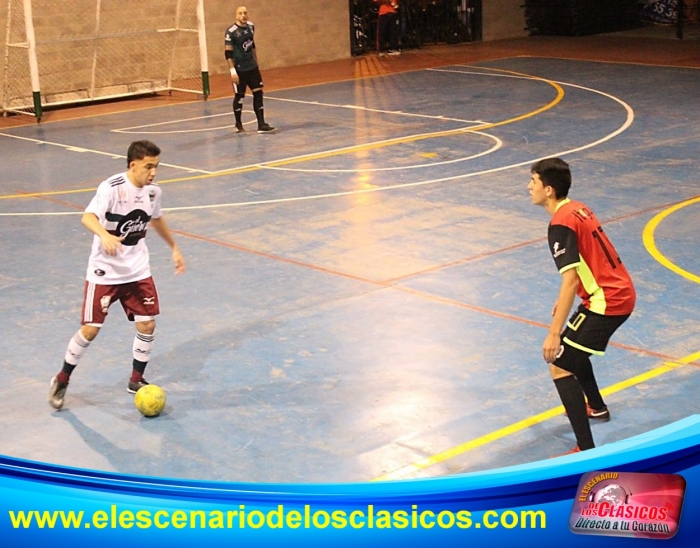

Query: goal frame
<box><xmin>2</xmin><ymin>0</ymin><xmax>210</xmax><ymax>120</ymax></box>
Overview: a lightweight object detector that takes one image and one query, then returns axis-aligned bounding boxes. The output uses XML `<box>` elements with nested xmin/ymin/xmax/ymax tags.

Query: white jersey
<box><xmin>84</xmin><ymin>173</ymin><xmax>162</xmax><ymax>285</ymax></box>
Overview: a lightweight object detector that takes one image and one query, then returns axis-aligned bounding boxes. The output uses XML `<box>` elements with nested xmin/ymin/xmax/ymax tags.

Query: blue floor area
<box><xmin>1</xmin><ymin>57</ymin><xmax>699</xmax><ymax>482</ymax></box>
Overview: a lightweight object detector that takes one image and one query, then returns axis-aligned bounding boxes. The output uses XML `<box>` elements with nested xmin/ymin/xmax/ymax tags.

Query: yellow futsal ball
<box><xmin>134</xmin><ymin>384</ymin><xmax>166</xmax><ymax>417</ymax></box>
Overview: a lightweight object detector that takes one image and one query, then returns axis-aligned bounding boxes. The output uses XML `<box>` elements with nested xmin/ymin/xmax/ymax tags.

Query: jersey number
<box><xmin>592</xmin><ymin>227</ymin><xmax>620</xmax><ymax>269</ymax></box>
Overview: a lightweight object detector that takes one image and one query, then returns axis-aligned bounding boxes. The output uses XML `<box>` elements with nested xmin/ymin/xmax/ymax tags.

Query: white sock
<box><xmin>64</xmin><ymin>330</ymin><xmax>91</xmax><ymax>366</ymax></box>
<box><xmin>133</xmin><ymin>331</ymin><xmax>155</xmax><ymax>363</ymax></box>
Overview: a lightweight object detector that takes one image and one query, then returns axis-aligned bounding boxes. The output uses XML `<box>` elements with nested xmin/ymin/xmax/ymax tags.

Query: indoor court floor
<box><xmin>1</xmin><ymin>35</ymin><xmax>700</xmax><ymax>484</ymax></box>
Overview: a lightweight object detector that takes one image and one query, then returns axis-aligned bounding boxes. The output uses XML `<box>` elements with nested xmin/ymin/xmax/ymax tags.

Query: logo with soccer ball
<box><xmin>591</xmin><ymin>484</ymin><xmax>631</xmax><ymax>505</ymax></box>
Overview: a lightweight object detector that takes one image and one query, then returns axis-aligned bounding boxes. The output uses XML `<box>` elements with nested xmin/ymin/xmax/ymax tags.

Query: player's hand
<box><xmin>172</xmin><ymin>248</ymin><xmax>186</xmax><ymax>275</ymax></box>
<box><xmin>542</xmin><ymin>332</ymin><xmax>561</xmax><ymax>364</ymax></box>
<box><xmin>100</xmin><ymin>233</ymin><xmax>124</xmax><ymax>256</ymax></box>
<box><xmin>230</xmin><ymin>73</ymin><xmax>240</xmax><ymax>85</ymax></box>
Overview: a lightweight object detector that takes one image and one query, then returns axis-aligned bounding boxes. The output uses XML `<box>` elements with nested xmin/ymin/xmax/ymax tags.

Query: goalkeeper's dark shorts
<box><xmin>233</xmin><ymin>67</ymin><xmax>263</xmax><ymax>95</ymax></box>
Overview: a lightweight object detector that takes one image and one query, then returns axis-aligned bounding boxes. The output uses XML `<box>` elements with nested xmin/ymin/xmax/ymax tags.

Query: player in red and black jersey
<box><xmin>529</xmin><ymin>157</ymin><xmax>636</xmax><ymax>454</ymax></box>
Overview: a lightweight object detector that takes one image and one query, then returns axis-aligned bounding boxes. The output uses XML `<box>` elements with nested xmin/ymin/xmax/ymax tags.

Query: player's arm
<box><xmin>225</xmin><ymin>40</ymin><xmax>239</xmax><ymax>84</ymax></box>
<box><xmin>543</xmin><ymin>222</ymin><xmax>579</xmax><ymax>363</ymax></box>
<box><xmin>149</xmin><ymin>216</ymin><xmax>186</xmax><ymax>275</ymax></box>
<box><xmin>81</xmin><ymin>211</ymin><xmax>123</xmax><ymax>256</ymax></box>
<box><xmin>543</xmin><ymin>267</ymin><xmax>578</xmax><ymax>363</ymax></box>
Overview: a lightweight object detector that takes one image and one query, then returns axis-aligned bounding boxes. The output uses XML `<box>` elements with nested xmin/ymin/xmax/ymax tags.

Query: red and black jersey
<box><xmin>548</xmin><ymin>199</ymin><xmax>635</xmax><ymax>316</ymax></box>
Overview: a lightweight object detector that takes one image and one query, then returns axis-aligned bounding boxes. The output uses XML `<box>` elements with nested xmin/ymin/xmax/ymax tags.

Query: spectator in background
<box><xmin>375</xmin><ymin>0</ymin><xmax>401</xmax><ymax>55</ymax></box>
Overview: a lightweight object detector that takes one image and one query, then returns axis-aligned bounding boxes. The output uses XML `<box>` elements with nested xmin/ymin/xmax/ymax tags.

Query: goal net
<box><xmin>2</xmin><ymin>0</ymin><xmax>209</xmax><ymax>119</ymax></box>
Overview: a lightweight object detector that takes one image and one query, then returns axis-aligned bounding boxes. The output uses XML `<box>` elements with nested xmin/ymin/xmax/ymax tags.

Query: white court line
<box><xmin>114</xmin><ymin>112</ymin><xmax>232</xmax><ymax>131</ymax></box>
<box><xmin>114</xmin><ymin>124</ymin><xmax>240</xmax><ymax>135</ymax></box>
<box><xmin>263</xmin><ymin>131</ymin><xmax>503</xmax><ymax>173</ymax></box>
<box><xmin>161</xmin><ymin>77</ymin><xmax>636</xmax><ymax>212</ymax></box>
<box><xmin>208</xmin><ymin>124</ymin><xmax>499</xmax><ymax>176</ymax></box>
<box><xmin>157</xmin><ymin>125</ymin><xmax>503</xmax><ymax>179</ymax></box>
<box><xmin>427</xmin><ymin>67</ymin><xmax>556</xmax><ymax>79</ymax></box>
<box><xmin>0</xmin><ymin>132</ymin><xmax>212</xmax><ymax>174</ymax></box>
<box><xmin>0</xmin><ymin>74</ymin><xmax>634</xmax><ymax>216</ymax></box>
<box><xmin>265</xmin><ymin>96</ymin><xmax>486</xmax><ymax>124</ymax></box>
<box><xmin>110</xmin><ymin>90</ymin><xmax>489</xmax><ymax>136</ymax></box>
<box><xmin>112</xmin><ymin>111</ymin><xmax>256</xmax><ymax>135</ymax></box>
<box><xmin>134</xmin><ymin>68</ymin><xmax>566</xmax><ymax>176</ymax></box>
<box><xmin>109</xmin><ymin>99</ymin><xmax>485</xmax><ymax>135</ymax></box>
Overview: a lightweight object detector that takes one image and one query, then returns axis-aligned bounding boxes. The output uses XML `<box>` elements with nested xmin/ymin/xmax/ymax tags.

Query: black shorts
<box><xmin>560</xmin><ymin>303</ymin><xmax>630</xmax><ymax>356</ymax></box>
<box><xmin>233</xmin><ymin>67</ymin><xmax>263</xmax><ymax>95</ymax></box>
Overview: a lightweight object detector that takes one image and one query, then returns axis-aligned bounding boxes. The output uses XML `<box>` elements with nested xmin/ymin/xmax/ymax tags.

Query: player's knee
<box><xmin>552</xmin><ymin>344</ymin><xmax>589</xmax><ymax>378</ymax></box>
<box><xmin>80</xmin><ymin>324</ymin><xmax>100</xmax><ymax>341</ymax></box>
<box><xmin>136</xmin><ymin>320</ymin><xmax>156</xmax><ymax>335</ymax></box>
<box><xmin>549</xmin><ymin>362</ymin><xmax>573</xmax><ymax>380</ymax></box>
<box><xmin>551</xmin><ymin>343</ymin><xmax>576</xmax><ymax>377</ymax></box>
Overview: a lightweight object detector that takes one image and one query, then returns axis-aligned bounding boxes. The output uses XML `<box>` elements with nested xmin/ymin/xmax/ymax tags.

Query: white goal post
<box><xmin>2</xmin><ymin>0</ymin><xmax>209</xmax><ymax>120</ymax></box>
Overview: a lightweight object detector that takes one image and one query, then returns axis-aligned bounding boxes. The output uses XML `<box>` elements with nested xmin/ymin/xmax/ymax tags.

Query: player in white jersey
<box><xmin>48</xmin><ymin>140</ymin><xmax>186</xmax><ymax>410</ymax></box>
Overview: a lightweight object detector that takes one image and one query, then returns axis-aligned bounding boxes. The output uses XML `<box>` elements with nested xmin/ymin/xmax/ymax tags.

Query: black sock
<box><xmin>131</xmin><ymin>359</ymin><xmax>147</xmax><ymax>383</ymax></box>
<box><xmin>554</xmin><ymin>375</ymin><xmax>595</xmax><ymax>450</ymax></box>
<box><xmin>233</xmin><ymin>97</ymin><xmax>243</xmax><ymax>126</ymax></box>
<box><xmin>576</xmin><ymin>356</ymin><xmax>606</xmax><ymax>410</ymax></box>
<box><xmin>253</xmin><ymin>91</ymin><xmax>265</xmax><ymax>126</ymax></box>
<box><xmin>57</xmin><ymin>362</ymin><xmax>76</xmax><ymax>384</ymax></box>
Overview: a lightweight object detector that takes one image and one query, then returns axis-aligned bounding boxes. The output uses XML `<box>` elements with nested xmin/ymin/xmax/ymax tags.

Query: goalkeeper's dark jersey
<box><xmin>224</xmin><ymin>22</ymin><xmax>257</xmax><ymax>72</ymax></box>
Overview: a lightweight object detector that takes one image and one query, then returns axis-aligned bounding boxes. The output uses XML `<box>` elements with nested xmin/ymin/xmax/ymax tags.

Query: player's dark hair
<box><xmin>531</xmin><ymin>158</ymin><xmax>571</xmax><ymax>199</ymax></box>
<box><xmin>127</xmin><ymin>140</ymin><xmax>161</xmax><ymax>166</ymax></box>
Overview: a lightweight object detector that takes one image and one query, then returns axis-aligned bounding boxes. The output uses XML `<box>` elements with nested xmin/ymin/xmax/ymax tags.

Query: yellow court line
<box><xmin>0</xmin><ymin>187</ymin><xmax>100</xmax><ymax>200</ymax></box>
<box><xmin>0</xmin><ymin>70</ymin><xmax>564</xmax><ymax>200</ymax></box>
<box><xmin>373</xmin><ymin>351</ymin><xmax>700</xmax><ymax>482</ymax></box>
<box><xmin>642</xmin><ymin>195</ymin><xmax>700</xmax><ymax>284</ymax></box>
<box><xmin>262</xmin><ymin>74</ymin><xmax>565</xmax><ymax>168</ymax></box>
<box><xmin>0</xmin><ymin>165</ymin><xmax>261</xmax><ymax>201</ymax></box>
